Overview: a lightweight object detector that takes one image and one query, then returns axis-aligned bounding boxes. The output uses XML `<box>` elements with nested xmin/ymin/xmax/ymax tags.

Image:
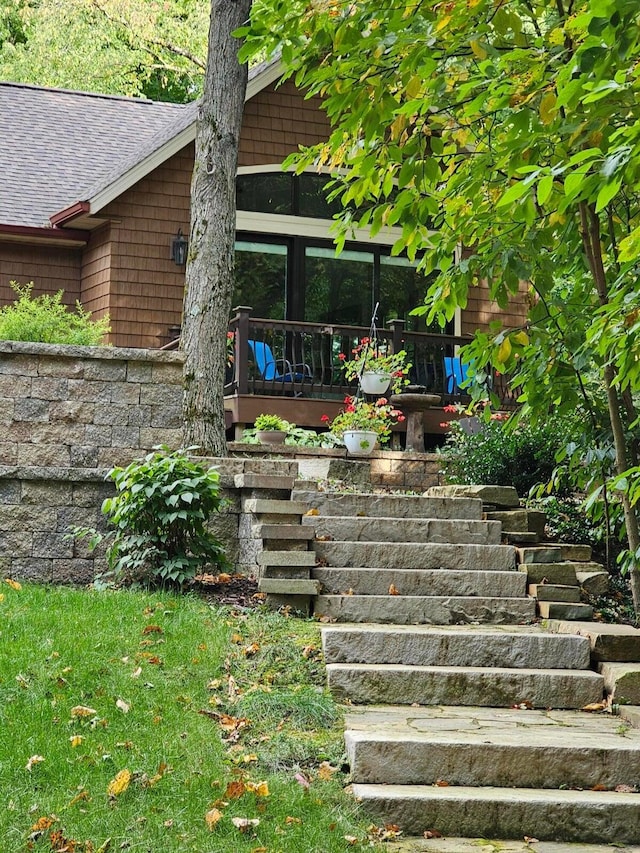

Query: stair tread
<box><xmin>352</xmin><ymin>782</ymin><xmax>640</xmax><ymax>803</ymax></box>
<box><xmin>328</xmin><ymin>662</ymin><xmax>603</xmax><ymax>678</ymax></box>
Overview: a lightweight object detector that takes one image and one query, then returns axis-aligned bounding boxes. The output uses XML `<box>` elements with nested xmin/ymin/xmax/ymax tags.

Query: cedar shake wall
<box><xmin>81</xmin><ymin>224</ymin><xmax>112</xmax><ymax>321</ymax></box>
<box><xmin>0</xmin><ymin>243</ymin><xmax>81</xmax><ymax>307</ymax></box>
<box><xmin>238</xmin><ymin>79</ymin><xmax>331</xmax><ymax>166</ymax></box>
<box><xmin>98</xmin><ymin>147</ymin><xmax>192</xmax><ymax>349</ymax></box>
<box><xmin>461</xmin><ymin>279</ymin><xmax>530</xmax><ymax>337</ymax></box>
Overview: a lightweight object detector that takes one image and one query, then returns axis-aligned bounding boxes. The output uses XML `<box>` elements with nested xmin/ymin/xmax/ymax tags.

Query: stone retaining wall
<box><xmin>0</xmin><ymin>341</ymin><xmax>184</xmax><ymax>468</ymax></box>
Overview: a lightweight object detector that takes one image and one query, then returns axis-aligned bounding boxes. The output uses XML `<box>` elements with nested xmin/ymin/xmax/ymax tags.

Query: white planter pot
<box><xmin>343</xmin><ymin>430</ymin><xmax>378</xmax><ymax>456</ymax></box>
<box><xmin>360</xmin><ymin>370</ymin><xmax>391</xmax><ymax>395</ymax></box>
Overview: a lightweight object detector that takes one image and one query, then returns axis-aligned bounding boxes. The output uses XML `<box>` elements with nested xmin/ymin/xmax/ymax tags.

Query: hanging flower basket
<box><xmin>360</xmin><ymin>370</ymin><xmax>392</xmax><ymax>395</ymax></box>
<box><xmin>343</xmin><ymin>430</ymin><xmax>378</xmax><ymax>456</ymax></box>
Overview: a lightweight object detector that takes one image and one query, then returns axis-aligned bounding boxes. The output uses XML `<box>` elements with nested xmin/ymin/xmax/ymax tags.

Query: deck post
<box><xmin>234</xmin><ymin>305</ymin><xmax>252</xmax><ymax>395</ymax></box>
<box><xmin>389</xmin><ymin>318</ymin><xmax>406</xmax><ymax>354</ymax></box>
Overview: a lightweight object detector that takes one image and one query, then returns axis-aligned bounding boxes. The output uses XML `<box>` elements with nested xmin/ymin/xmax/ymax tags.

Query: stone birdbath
<box><xmin>390</xmin><ymin>387</ymin><xmax>441</xmax><ymax>452</ymax></box>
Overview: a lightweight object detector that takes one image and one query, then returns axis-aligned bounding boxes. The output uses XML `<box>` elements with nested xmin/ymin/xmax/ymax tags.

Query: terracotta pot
<box><xmin>257</xmin><ymin>430</ymin><xmax>287</xmax><ymax>445</ymax></box>
<box><xmin>343</xmin><ymin>430</ymin><xmax>378</xmax><ymax>456</ymax></box>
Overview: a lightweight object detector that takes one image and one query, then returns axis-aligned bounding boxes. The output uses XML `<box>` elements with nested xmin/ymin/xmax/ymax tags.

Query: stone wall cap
<box><xmin>0</xmin><ymin>340</ymin><xmax>184</xmax><ymax>363</ymax></box>
<box><xmin>0</xmin><ymin>465</ymin><xmax>109</xmax><ymax>481</ymax></box>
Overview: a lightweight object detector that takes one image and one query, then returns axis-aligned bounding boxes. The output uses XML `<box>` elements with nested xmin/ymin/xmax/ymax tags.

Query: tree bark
<box><xmin>579</xmin><ymin>202</ymin><xmax>640</xmax><ymax>613</ymax></box>
<box><xmin>182</xmin><ymin>0</ymin><xmax>251</xmax><ymax>455</ymax></box>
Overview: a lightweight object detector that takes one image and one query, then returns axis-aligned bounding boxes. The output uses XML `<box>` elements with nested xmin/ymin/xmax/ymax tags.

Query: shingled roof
<box><xmin>0</xmin><ymin>83</ymin><xmax>190</xmax><ymax>228</ymax></box>
<box><xmin>0</xmin><ymin>59</ymin><xmax>282</xmax><ymax>230</ymax></box>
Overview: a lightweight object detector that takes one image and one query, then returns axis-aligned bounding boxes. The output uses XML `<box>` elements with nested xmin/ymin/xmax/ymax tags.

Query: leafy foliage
<box><xmin>0</xmin><ymin>0</ymin><xmax>207</xmax><ymax>102</ymax></box>
<box><xmin>254</xmin><ymin>413</ymin><xmax>290</xmax><ymax>431</ymax></box>
<box><xmin>439</xmin><ymin>416</ymin><xmax>571</xmax><ymax>498</ymax></box>
<box><xmin>241</xmin><ymin>424</ymin><xmax>342</xmax><ymax>448</ymax></box>
<box><xmin>324</xmin><ymin>395</ymin><xmax>405</xmax><ymax>444</ymax></box>
<box><xmin>0</xmin><ymin>281</ymin><xmax>110</xmax><ymax>345</ymax></box>
<box><xmin>101</xmin><ymin>447</ymin><xmax>228</xmax><ymax>587</ymax></box>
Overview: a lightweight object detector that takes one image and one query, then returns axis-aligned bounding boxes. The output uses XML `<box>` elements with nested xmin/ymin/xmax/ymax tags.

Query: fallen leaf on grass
<box><xmin>246</xmin><ymin>780</ymin><xmax>269</xmax><ymax>797</ymax></box>
<box><xmin>107</xmin><ymin>768</ymin><xmax>131</xmax><ymax>798</ymax></box>
<box><xmin>25</xmin><ymin>755</ymin><xmax>45</xmax><ymax>771</ymax></box>
<box><xmin>131</xmin><ymin>666</ymin><xmax>142</xmax><ymax>679</ymax></box>
<box><xmin>205</xmin><ymin>807</ymin><xmax>223</xmax><ymax>830</ymax></box>
<box><xmin>68</xmin><ymin>789</ymin><xmax>90</xmax><ymax>807</ymax></box>
<box><xmin>4</xmin><ymin>578</ymin><xmax>21</xmax><ymax>590</ymax></box>
<box><xmin>317</xmin><ymin>761</ymin><xmax>338</xmax><ymax>781</ymax></box>
<box><xmin>285</xmin><ymin>816</ymin><xmax>302</xmax><ymax>825</ymax></box>
<box><xmin>146</xmin><ymin>761</ymin><xmax>170</xmax><ymax>787</ymax></box>
<box><xmin>367</xmin><ymin>823</ymin><xmax>403</xmax><ymax>840</ymax></box>
<box><xmin>116</xmin><ymin>699</ymin><xmax>130</xmax><ymax>714</ymax></box>
<box><xmin>232</xmin><ymin>817</ymin><xmax>260</xmax><ymax>832</ymax></box>
<box><xmin>243</xmin><ymin>643</ymin><xmax>260</xmax><ymax>657</ymax></box>
<box><xmin>423</xmin><ymin>829</ymin><xmax>442</xmax><ymax>839</ymax></box>
<box><xmin>50</xmin><ymin>829</ymin><xmax>80</xmax><ymax>851</ymax></box>
<box><xmin>344</xmin><ymin>835</ymin><xmax>359</xmax><ymax>845</ymax></box>
<box><xmin>294</xmin><ymin>772</ymin><xmax>310</xmax><ymax>790</ymax></box>
<box><xmin>0</xmin><ymin>593</ymin><xmax>4</xmax><ymax>602</ymax></box>
<box><xmin>71</xmin><ymin>705</ymin><xmax>97</xmax><ymax>718</ymax></box>
<box><xmin>142</xmin><ymin>625</ymin><xmax>163</xmax><ymax>635</ymax></box>
<box><xmin>225</xmin><ymin>779</ymin><xmax>246</xmax><ymax>799</ymax></box>
<box><xmin>69</xmin><ymin>735</ymin><xmax>84</xmax><ymax>748</ymax></box>
<box><xmin>30</xmin><ymin>815</ymin><xmax>58</xmax><ymax>836</ymax></box>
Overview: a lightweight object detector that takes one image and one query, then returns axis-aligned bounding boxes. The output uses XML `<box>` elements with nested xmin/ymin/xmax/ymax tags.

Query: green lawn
<box><xmin>0</xmin><ymin>583</ymin><xmax>376</xmax><ymax>852</ymax></box>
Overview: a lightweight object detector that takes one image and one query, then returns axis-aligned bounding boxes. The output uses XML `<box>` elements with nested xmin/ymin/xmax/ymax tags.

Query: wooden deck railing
<box><xmin>225</xmin><ymin>306</ymin><xmax>514</xmax><ymax>406</ymax></box>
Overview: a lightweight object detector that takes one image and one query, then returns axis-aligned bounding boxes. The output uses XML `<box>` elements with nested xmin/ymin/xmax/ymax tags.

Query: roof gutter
<box><xmin>0</xmin><ymin>223</ymin><xmax>89</xmax><ymax>247</ymax></box>
<box><xmin>49</xmin><ymin>201</ymin><xmax>91</xmax><ymax>228</ymax></box>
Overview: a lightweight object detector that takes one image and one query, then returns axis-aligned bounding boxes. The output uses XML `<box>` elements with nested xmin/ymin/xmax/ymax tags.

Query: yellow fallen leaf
<box><xmin>107</xmin><ymin>768</ymin><xmax>131</xmax><ymax>797</ymax></box>
<box><xmin>225</xmin><ymin>779</ymin><xmax>246</xmax><ymax>799</ymax></box>
<box><xmin>317</xmin><ymin>761</ymin><xmax>338</xmax><ymax>781</ymax></box>
<box><xmin>25</xmin><ymin>755</ymin><xmax>45</xmax><ymax>771</ymax></box>
<box><xmin>242</xmin><ymin>754</ymin><xmax>258</xmax><ymax>763</ymax></box>
<box><xmin>243</xmin><ymin>643</ymin><xmax>260</xmax><ymax>657</ymax></box>
<box><xmin>388</xmin><ymin>584</ymin><xmax>400</xmax><ymax>596</ymax></box>
<box><xmin>4</xmin><ymin>578</ymin><xmax>21</xmax><ymax>590</ymax></box>
<box><xmin>205</xmin><ymin>807</ymin><xmax>223</xmax><ymax>830</ymax></box>
<box><xmin>285</xmin><ymin>816</ymin><xmax>302</xmax><ymax>825</ymax></box>
<box><xmin>71</xmin><ymin>705</ymin><xmax>97</xmax><ymax>718</ymax></box>
<box><xmin>246</xmin><ymin>780</ymin><xmax>269</xmax><ymax>797</ymax></box>
<box><xmin>0</xmin><ymin>593</ymin><xmax>4</xmax><ymax>603</ymax></box>
<box><xmin>68</xmin><ymin>789</ymin><xmax>90</xmax><ymax>806</ymax></box>
<box><xmin>305</xmin><ymin>508</ymin><xmax>319</xmax><ymax>516</ymax></box>
<box><xmin>69</xmin><ymin>735</ymin><xmax>84</xmax><ymax>748</ymax></box>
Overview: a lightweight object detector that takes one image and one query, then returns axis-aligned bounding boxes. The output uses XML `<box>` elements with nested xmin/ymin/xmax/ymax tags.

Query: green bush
<box><xmin>0</xmin><ymin>281</ymin><xmax>110</xmax><ymax>344</ymax></box>
<box><xmin>438</xmin><ymin>416</ymin><xmax>571</xmax><ymax>498</ymax></box>
<box><xmin>74</xmin><ymin>448</ymin><xmax>229</xmax><ymax>587</ymax></box>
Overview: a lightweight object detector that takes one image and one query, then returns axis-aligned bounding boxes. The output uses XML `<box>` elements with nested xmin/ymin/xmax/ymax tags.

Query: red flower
<box><xmin>439</xmin><ymin>421</ymin><xmax>450</xmax><ymax>428</ymax></box>
<box><xmin>397</xmin><ymin>414</ymin><xmax>406</xmax><ymax>422</ymax></box>
<box><xmin>443</xmin><ymin>405</ymin><xmax>457</xmax><ymax>413</ymax></box>
<box><xmin>346</xmin><ymin>404</ymin><xmax>356</xmax><ymax>413</ymax></box>
<box><xmin>344</xmin><ymin>395</ymin><xmax>353</xmax><ymax>404</ymax></box>
<box><xmin>338</xmin><ymin>352</ymin><xmax>346</xmax><ymax>361</ymax></box>
<box><xmin>320</xmin><ymin>414</ymin><xmax>330</xmax><ymax>424</ymax></box>
<box><xmin>376</xmin><ymin>397</ymin><xmax>388</xmax><ymax>406</ymax></box>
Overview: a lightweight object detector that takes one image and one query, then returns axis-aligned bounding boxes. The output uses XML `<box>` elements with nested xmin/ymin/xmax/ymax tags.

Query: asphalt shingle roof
<box><xmin>0</xmin><ymin>82</ymin><xmax>193</xmax><ymax>228</ymax></box>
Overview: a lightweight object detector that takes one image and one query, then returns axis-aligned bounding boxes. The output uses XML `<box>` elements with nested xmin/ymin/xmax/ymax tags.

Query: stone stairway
<box><xmin>286</xmin><ymin>484</ymin><xmax>640</xmax><ymax>845</ymax></box>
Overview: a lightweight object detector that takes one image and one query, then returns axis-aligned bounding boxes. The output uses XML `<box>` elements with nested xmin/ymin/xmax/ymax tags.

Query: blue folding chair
<box><xmin>444</xmin><ymin>356</ymin><xmax>470</xmax><ymax>394</ymax></box>
<box><xmin>248</xmin><ymin>340</ymin><xmax>312</xmax><ymax>384</ymax></box>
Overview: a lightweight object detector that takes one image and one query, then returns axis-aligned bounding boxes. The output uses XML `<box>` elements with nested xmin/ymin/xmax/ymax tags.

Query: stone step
<box><xmin>322</xmin><ymin>625</ymin><xmax>591</xmax><ymax>669</ymax></box>
<box><xmin>315</xmin><ymin>594</ymin><xmax>535</xmax><ymax>625</ymax></box>
<box><xmin>291</xmin><ymin>490</ymin><xmax>483</xmax><ymax>520</ymax></box>
<box><xmin>424</xmin><ymin>485</ymin><xmax>520</xmax><ymax>507</ymax></box>
<box><xmin>344</xmin><ymin>708</ymin><xmax>640</xmax><ymax>788</ymax></box>
<box><xmin>350</xmin><ymin>783</ymin><xmax>640</xmax><ymax>844</ymax></box>
<box><xmin>325</xmin><ymin>663</ymin><xmax>603</xmax><ymax>708</ymax></box>
<box><xmin>256</xmin><ymin>523</ymin><xmax>315</xmax><ymax>541</ymax></box>
<box><xmin>257</xmin><ymin>577</ymin><xmax>321</xmax><ymax>596</ymax></box>
<box><xmin>241</xmin><ymin>498</ymin><xmax>309</xmax><ymax>516</ymax></box>
<box><xmin>234</xmin><ymin>473</ymin><xmax>295</xmax><ymax>491</ymax></box>
<box><xmin>557</xmin><ymin>543</ymin><xmax>593</xmax><ymax>561</ymax></box>
<box><xmin>313</xmin><ymin>567</ymin><xmax>527</xmax><ymax>598</ymax></box>
<box><xmin>519</xmin><ymin>562</ymin><xmax>578</xmax><ymax>585</ymax></box>
<box><xmin>258</xmin><ymin>550</ymin><xmax>316</xmax><ymax>568</ymax></box>
<box><xmin>548</xmin><ymin>620</ymin><xmax>640</xmax><ymax>662</ymax></box>
<box><xmin>528</xmin><ymin>583</ymin><xmax>581</xmax><ymax>602</ymax></box>
<box><xmin>517</xmin><ymin>546</ymin><xmax>564</xmax><ymax>564</ymax></box>
<box><xmin>302</xmin><ymin>515</ymin><xmax>502</xmax><ymax>545</ymax></box>
<box><xmin>314</xmin><ymin>541</ymin><xmax>516</xmax><ymax>571</ymax></box>
<box><xmin>576</xmin><ymin>570</ymin><xmax>609</xmax><ymax>596</ymax></box>
<box><xmin>600</xmin><ymin>662</ymin><xmax>640</xmax><ymax>704</ymax></box>
<box><xmin>537</xmin><ymin>601</ymin><xmax>594</xmax><ymax>620</ymax></box>
<box><xmin>503</xmin><ymin>531</ymin><xmax>539</xmax><ymax>545</ymax></box>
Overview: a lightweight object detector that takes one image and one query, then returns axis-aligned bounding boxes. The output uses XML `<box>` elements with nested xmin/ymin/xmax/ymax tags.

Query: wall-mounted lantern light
<box><xmin>171</xmin><ymin>228</ymin><xmax>188</xmax><ymax>266</ymax></box>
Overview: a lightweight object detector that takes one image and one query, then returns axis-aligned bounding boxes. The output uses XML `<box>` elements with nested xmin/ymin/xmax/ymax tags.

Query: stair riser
<box><xmin>314</xmin><ymin>541</ymin><xmax>516</xmax><ymax>571</ymax></box>
<box><xmin>314</xmin><ymin>595</ymin><xmax>535</xmax><ymax>625</ymax></box>
<box><xmin>291</xmin><ymin>491</ymin><xmax>483</xmax><ymax>520</ymax></box>
<box><xmin>304</xmin><ymin>517</ymin><xmax>502</xmax><ymax>545</ymax></box>
<box><xmin>322</xmin><ymin>630</ymin><xmax>591</xmax><ymax>669</ymax></box>
<box><xmin>346</xmin><ymin>738</ymin><xmax>640</xmax><ymax>789</ymax></box>
<box><xmin>313</xmin><ymin>568</ymin><xmax>526</xmax><ymax>598</ymax></box>
<box><xmin>351</xmin><ymin>785</ymin><xmax>640</xmax><ymax>844</ymax></box>
<box><xmin>326</xmin><ymin>666</ymin><xmax>603</xmax><ymax>709</ymax></box>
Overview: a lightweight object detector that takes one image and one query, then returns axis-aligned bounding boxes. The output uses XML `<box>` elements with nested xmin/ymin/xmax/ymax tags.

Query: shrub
<box><xmin>254</xmin><ymin>413</ymin><xmax>290</xmax><ymax>431</ymax></box>
<box><xmin>0</xmin><ymin>281</ymin><xmax>110</xmax><ymax>344</ymax></box>
<box><xmin>75</xmin><ymin>448</ymin><xmax>228</xmax><ymax>588</ymax></box>
<box><xmin>439</xmin><ymin>416</ymin><xmax>571</xmax><ymax>498</ymax></box>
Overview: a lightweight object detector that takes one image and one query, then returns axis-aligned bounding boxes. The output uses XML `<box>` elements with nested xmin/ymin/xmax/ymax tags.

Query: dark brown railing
<box><xmin>225</xmin><ymin>306</ymin><xmax>508</xmax><ymax>405</ymax></box>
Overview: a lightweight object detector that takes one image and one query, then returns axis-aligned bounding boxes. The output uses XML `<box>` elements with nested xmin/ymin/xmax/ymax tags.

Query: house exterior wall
<box><xmin>80</xmin><ymin>223</ymin><xmax>113</xmax><ymax>320</ymax></box>
<box><xmin>0</xmin><ymin>242</ymin><xmax>81</xmax><ymax>307</ymax></box>
<box><xmin>461</xmin><ymin>279</ymin><xmax>530</xmax><ymax>337</ymax></box>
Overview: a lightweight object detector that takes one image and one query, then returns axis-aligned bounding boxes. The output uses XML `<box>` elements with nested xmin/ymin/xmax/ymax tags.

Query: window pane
<box><xmin>236</xmin><ymin>173</ymin><xmax>293</xmax><ymax>214</ymax></box>
<box><xmin>235</xmin><ymin>240</ymin><xmax>287</xmax><ymax>319</ymax></box>
<box><xmin>379</xmin><ymin>254</ymin><xmax>439</xmax><ymax>332</ymax></box>
<box><xmin>304</xmin><ymin>246</ymin><xmax>374</xmax><ymax>325</ymax></box>
<box><xmin>297</xmin><ymin>173</ymin><xmax>343</xmax><ymax>219</ymax></box>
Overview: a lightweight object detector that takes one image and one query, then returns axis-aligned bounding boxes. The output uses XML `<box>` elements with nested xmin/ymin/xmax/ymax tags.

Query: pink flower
<box><xmin>320</xmin><ymin>414</ymin><xmax>330</xmax><ymax>424</ymax></box>
<box><xmin>443</xmin><ymin>405</ymin><xmax>457</xmax><ymax>413</ymax></box>
<box><xmin>376</xmin><ymin>397</ymin><xmax>388</xmax><ymax>406</ymax></box>
<box><xmin>397</xmin><ymin>414</ymin><xmax>406</xmax><ymax>422</ymax></box>
<box><xmin>439</xmin><ymin>421</ymin><xmax>450</xmax><ymax>428</ymax></box>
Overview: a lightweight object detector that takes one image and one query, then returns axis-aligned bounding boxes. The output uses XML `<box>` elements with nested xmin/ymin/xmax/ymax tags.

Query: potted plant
<box><xmin>339</xmin><ymin>337</ymin><xmax>411</xmax><ymax>395</ymax></box>
<box><xmin>253</xmin><ymin>413</ymin><xmax>291</xmax><ymax>444</ymax></box>
<box><xmin>321</xmin><ymin>395</ymin><xmax>405</xmax><ymax>456</ymax></box>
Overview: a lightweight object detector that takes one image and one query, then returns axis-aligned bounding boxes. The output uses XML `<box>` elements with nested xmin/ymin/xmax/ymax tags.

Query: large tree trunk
<box><xmin>182</xmin><ymin>0</ymin><xmax>251</xmax><ymax>455</ymax></box>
